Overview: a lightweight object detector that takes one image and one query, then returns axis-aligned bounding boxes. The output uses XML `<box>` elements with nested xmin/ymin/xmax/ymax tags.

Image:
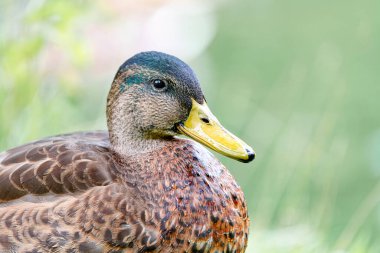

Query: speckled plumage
<box><xmin>0</xmin><ymin>52</ymin><xmax>250</xmax><ymax>253</ymax></box>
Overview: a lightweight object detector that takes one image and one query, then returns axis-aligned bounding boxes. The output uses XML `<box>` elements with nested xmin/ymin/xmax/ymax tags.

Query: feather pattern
<box><xmin>0</xmin><ymin>131</ymin><xmax>113</xmax><ymax>202</ymax></box>
<box><xmin>0</xmin><ymin>132</ymin><xmax>249</xmax><ymax>252</ymax></box>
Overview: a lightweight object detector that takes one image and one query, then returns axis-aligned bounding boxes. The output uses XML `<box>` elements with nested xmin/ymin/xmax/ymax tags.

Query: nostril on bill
<box><xmin>201</xmin><ymin>117</ymin><xmax>210</xmax><ymax>124</ymax></box>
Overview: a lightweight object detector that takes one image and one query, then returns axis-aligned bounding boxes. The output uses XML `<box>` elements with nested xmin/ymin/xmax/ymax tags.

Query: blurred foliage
<box><xmin>0</xmin><ymin>0</ymin><xmax>104</xmax><ymax>150</ymax></box>
<box><xmin>1</xmin><ymin>0</ymin><xmax>380</xmax><ymax>252</ymax></box>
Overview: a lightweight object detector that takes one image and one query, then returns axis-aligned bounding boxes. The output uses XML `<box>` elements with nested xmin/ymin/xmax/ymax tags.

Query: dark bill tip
<box><xmin>238</xmin><ymin>149</ymin><xmax>255</xmax><ymax>163</ymax></box>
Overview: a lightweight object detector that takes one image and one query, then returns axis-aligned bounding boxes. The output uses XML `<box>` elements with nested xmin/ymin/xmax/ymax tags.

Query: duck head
<box><xmin>107</xmin><ymin>51</ymin><xmax>255</xmax><ymax>163</ymax></box>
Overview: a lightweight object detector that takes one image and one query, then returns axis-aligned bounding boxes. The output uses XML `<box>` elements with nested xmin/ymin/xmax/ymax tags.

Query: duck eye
<box><xmin>152</xmin><ymin>79</ymin><xmax>167</xmax><ymax>91</ymax></box>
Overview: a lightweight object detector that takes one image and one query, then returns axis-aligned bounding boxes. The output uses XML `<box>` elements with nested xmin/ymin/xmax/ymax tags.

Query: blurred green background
<box><xmin>1</xmin><ymin>0</ymin><xmax>379</xmax><ymax>252</ymax></box>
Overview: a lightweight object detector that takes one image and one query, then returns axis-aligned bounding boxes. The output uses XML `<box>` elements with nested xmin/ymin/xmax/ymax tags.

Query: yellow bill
<box><xmin>177</xmin><ymin>99</ymin><xmax>255</xmax><ymax>163</ymax></box>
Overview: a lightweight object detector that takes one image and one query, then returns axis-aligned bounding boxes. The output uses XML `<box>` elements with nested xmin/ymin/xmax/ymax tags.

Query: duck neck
<box><xmin>107</xmin><ymin>120</ymin><xmax>170</xmax><ymax>157</ymax></box>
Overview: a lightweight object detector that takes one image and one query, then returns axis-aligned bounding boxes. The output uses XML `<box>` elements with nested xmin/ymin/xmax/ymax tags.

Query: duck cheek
<box><xmin>167</xmin><ymin>100</ymin><xmax>188</xmax><ymax>126</ymax></box>
<box><xmin>142</xmin><ymin>95</ymin><xmax>183</xmax><ymax>130</ymax></box>
<box><xmin>159</xmin><ymin>108</ymin><xmax>183</xmax><ymax>130</ymax></box>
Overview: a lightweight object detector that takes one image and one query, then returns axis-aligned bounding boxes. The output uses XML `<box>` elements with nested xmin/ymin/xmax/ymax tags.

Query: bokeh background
<box><xmin>1</xmin><ymin>0</ymin><xmax>379</xmax><ymax>252</ymax></box>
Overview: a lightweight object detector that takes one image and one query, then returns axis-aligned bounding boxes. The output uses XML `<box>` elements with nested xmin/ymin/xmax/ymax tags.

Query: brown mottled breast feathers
<box><xmin>0</xmin><ymin>133</ymin><xmax>249</xmax><ymax>253</ymax></box>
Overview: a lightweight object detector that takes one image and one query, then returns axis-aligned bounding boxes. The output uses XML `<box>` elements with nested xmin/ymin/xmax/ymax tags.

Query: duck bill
<box><xmin>177</xmin><ymin>99</ymin><xmax>255</xmax><ymax>163</ymax></box>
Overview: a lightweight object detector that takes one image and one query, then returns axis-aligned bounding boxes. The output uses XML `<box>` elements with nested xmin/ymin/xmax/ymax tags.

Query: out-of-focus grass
<box><xmin>1</xmin><ymin>0</ymin><xmax>379</xmax><ymax>252</ymax></box>
<box><xmin>0</xmin><ymin>1</ymin><xmax>107</xmax><ymax>149</ymax></box>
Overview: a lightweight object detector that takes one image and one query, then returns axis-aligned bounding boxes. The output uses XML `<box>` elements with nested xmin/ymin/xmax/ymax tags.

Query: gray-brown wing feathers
<box><xmin>0</xmin><ymin>131</ymin><xmax>115</xmax><ymax>203</ymax></box>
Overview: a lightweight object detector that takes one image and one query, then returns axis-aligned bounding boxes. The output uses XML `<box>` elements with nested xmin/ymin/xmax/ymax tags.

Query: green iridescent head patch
<box><xmin>119</xmin><ymin>73</ymin><xmax>146</xmax><ymax>93</ymax></box>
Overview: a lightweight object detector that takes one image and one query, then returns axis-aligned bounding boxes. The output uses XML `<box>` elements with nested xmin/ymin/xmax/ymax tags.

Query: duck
<box><xmin>0</xmin><ymin>51</ymin><xmax>255</xmax><ymax>253</ymax></box>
